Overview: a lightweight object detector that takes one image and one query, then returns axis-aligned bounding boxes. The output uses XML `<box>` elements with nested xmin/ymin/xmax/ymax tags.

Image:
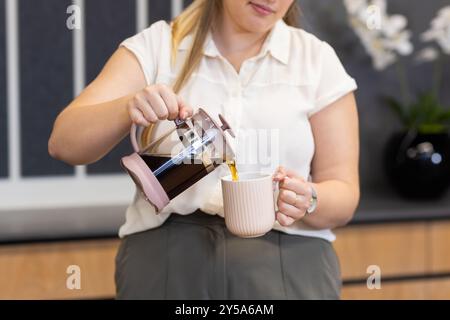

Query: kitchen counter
<box><xmin>352</xmin><ymin>187</ymin><xmax>450</xmax><ymax>225</ymax></box>
<box><xmin>1</xmin><ymin>187</ymin><xmax>450</xmax><ymax>243</ymax></box>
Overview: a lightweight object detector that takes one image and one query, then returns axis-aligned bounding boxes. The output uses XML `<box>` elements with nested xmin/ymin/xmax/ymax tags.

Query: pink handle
<box><xmin>130</xmin><ymin>124</ymin><xmax>140</xmax><ymax>153</ymax></box>
<box><xmin>131</xmin><ymin>118</ymin><xmax>184</xmax><ymax>154</ymax></box>
<box><xmin>120</xmin><ymin>153</ymin><xmax>170</xmax><ymax>212</ymax></box>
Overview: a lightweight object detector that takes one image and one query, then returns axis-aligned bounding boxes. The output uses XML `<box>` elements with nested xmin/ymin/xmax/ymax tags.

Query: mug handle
<box><xmin>272</xmin><ymin>179</ymin><xmax>280</xmax><ymax>217</ymax></box>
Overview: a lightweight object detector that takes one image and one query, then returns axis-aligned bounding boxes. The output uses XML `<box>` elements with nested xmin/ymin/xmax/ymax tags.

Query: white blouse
<box><xmin>118</xmin><ymin>19</ymin><xmax>358</xmax><ymax>242</ymax></box>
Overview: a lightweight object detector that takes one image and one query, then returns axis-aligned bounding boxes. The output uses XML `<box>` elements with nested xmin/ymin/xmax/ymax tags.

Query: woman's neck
<box><xmin>212</xmin><ymin>15</ymin><xmax>270</xmax><ymax>73</ymax></box>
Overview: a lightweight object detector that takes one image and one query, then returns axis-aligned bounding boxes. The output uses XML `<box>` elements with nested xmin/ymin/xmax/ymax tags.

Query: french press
<box><xmin>121</xmin><ymin>108</ymin><xmax>235</xmax><ymax>212</ymax></box>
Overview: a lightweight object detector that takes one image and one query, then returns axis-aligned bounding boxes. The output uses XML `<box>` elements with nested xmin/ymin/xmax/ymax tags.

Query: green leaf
<box><xmin>437</xmin><ymin>110</ymin><xmax>450</xmax><ymax>122</ymax></box>
<box><xmin>384</xmin><ymin>92</ymin><xmax>450</xmax><ymax>133</ymax></box>
<box><xmin>418</xmin><ymin>123</ymin><xmax>448</xmax><ymax>134</ymax></box>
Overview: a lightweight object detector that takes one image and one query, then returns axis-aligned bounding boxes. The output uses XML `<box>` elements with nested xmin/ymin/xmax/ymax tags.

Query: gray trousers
<box><xmin>115</xmin><ymin>210</ymin><xmax>342</xmax><ymax>300</ymax></box>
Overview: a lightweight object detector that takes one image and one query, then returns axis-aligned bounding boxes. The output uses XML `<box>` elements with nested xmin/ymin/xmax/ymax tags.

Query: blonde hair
<box><xmin>171</xmin><ymin>0</ymin><xmax>300</xmax><ymax>93</ymax></box>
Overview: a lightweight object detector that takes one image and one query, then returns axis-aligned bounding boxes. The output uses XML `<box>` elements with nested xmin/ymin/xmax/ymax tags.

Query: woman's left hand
<box><xmin>272</xmin><ymin>166</ymin><xmax>313</xmax><ymax>226</ymax></box>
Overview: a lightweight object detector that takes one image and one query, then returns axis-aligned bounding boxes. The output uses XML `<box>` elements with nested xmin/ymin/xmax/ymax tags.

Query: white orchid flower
<box><xmin>364</xmin><ymin>37</ymin><xmax>397</xmax><ymax>70</ymax></box>
<box><xmin>372</xmin><ymin>48</ymin><xmax>397</xmax><ymax>70</ymax></box>
<box><xmin>383</xmin><ymin>30</ymin><xmax>414</xmax><ymax>55</ymax></box>
<box><xmin>371</xmin><ymin>0</ymin><xmax>387</xmax><ymax>20</ymax></box>
<box><xmin>343</xmin><ymin>0</ymin><xmax>368</xmax><ymax>16</ymax></box>
<box><xmin>381</xmin><ymin>15</ymin><xmax>408</xmax><ymax>38</ymax></box>
<box><xmin>421</xmin><ymin>5</ymin><xmax>450</xmax><ymax>54</ymax></box>
<box><xmin>415</xmin><ymin>47</ymin><xmax>439</xmax><ymax>63</ymax></box>
<box><xmin>343</xmin><ymin>0</ymin><xmax>413</xmax><ymax>70</ymax></box>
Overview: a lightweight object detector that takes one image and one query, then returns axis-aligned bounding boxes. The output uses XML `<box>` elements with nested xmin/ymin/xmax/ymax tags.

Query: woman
<box><xmin>49</xmin><ymin>0</ymin><xmax>359</xmax><ymax>299</ymax></box>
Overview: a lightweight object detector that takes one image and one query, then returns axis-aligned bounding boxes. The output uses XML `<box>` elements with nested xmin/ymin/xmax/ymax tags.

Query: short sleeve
<box><xmin>308</xmin><ymin>41</ymin><xmax>358</xmax><ymax>118</ymax></box>
<box><xmin>119</xmin><ymin>20</ymin><xmax>169</xmax><ymax>85</ymax></box>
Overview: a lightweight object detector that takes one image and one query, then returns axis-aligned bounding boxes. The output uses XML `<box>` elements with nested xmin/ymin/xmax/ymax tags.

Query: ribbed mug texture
<box><xmin>221</xmin><ymin>173</ymin><xmax>276</xmax><ymax>238</ymax></box>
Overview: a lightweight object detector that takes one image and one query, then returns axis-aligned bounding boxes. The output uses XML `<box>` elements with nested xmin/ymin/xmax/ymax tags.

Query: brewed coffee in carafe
<box><xmin>141</xmin><ymin>154</ymin><xmax>212</xmax><ymax>199</ymax></box>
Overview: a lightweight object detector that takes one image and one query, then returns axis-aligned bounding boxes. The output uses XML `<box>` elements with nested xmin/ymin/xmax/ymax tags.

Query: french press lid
<box><xmin>131</xmin><ymin>108</ymin><xmax>236</xmax><ymax>162</ymax></box>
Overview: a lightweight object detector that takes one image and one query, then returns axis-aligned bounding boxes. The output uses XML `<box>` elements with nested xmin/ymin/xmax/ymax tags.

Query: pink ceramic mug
<box><xmin>221</xmin><ymin>172</ymin><xmax>277</xmax><ymax>238</ymax></box>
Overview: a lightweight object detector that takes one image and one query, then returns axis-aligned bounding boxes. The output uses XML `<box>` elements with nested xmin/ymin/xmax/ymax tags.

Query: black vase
<box><xmin>384</xmin><ymin>130</ymin><xmax>450</xmax><ymax>199</ymax></box>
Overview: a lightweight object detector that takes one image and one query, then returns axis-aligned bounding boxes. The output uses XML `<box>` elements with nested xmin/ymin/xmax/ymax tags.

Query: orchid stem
<box><xmin>432</xmin><ymin>52</ymin><xmax>443</xmax><ymax>103</ymax></box>
<box><xmin>395</xmin><ymin>58</ymin><xmax>411</xmax><ymax>106</ymax></box>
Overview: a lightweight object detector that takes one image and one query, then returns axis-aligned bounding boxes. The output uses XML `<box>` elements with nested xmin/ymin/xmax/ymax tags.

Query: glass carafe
<box><xmin>121</xmin><ymin>108</ymin><xmax>235</xmax><ymax>212</ymax></box>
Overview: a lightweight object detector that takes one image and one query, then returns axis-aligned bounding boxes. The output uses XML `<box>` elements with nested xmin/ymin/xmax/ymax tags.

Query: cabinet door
<box><xmin>425</xmin><ymin>278</ymin><xmax>450</xmax><ymax>300</ymax></box>
<box><xmin>334</xmin><ymin>223</ymin><xmax>427</xmax><ymax>280</ymax></box>
<box><xmin>341</xmin><ymin>281</ymin><xmax>426</xmax><ymax>300</ymax></box>
<box><xmin>0</xmin><ymin>239</ymin><xmax>120</xmax><ymax>299</ymax></box>
<box><xmin>342</xmin><ymin>278</ymin><xmax>450</xmax><ymax>300</ymax></box>
<box><xmin>430</xmin><ymin>221</ymin><xmax>450</xmax><ymax>273</ymax></box>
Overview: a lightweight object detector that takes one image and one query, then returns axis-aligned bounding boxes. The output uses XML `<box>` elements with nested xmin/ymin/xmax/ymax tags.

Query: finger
<box><xmin>279</xmin><ymin>177</ymin><xmax>311</xmax><ymax>198</ymax></box>
<box><xmin>157</xmin><ymin>85</ymin><xmax>178</xmax><ymax>120</ymax></box>
<box><xmin>176</xmin><ymin>95</ymin><xmax>193</xmax><ymax>119</ymax></box>
<box><xmin>279</xmin><ymin>189</ymin><xmax>300</xmax><ymax>207</ymax></box>
<box><xmin>276</xmin><ymin>211</ymin><xmax>296</xmax><ymax>227</ymax></box>
<box><xmin>280</xmin><ymin>189</ymin><xmax>309</xmax><ymax>211</ymax></box>
<box><xmin>277</xmin><ymin>198</ymin><xmax>305</xmax><ymax>220</ymax></box>
<box><xmin>284</xmin><ymin>168</ymin><xmax>304</xmax><ymax>180</ymax></box>
<box><xmin>145</xmin><ymin>90</ymin><xmax>169</xmax><ymax>120</ymax></box>
<box><xmin>272</xmin><ymin>166</ymin><xmax>287</xmax><ymax>181</ymax></box>
<box><xmin>128</xmin><ymin>106</ymin><xmax>151</xmax><ymax>127</ymax></box>
<box><xmin>135</xmin><ymin>96</ymin><xmax>158</xmax><ymax>123</ymax></box>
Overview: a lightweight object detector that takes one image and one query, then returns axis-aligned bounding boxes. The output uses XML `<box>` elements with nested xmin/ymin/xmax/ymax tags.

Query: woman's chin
<box><xmin>240</xmin><ymin>17</ymin><xmax>275</xmax><ymax>34</ymax></box>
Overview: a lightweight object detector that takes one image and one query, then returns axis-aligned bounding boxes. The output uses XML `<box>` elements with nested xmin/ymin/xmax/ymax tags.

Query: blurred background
<box><xmin>0</xmin><ymin>0</ymin><xmax>449</xmax><ymax>299</ymax></box>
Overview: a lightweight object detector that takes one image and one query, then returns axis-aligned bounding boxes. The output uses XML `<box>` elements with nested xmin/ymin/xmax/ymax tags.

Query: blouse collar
<box><xmin>177</xmin><ymin>19</ymin><xmax>291</xmax><ymax>65</ymax></box>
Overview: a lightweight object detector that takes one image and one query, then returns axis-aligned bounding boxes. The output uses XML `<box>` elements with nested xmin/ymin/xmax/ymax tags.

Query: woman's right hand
<box><xmin>127</xmin><ymin>84</ymin><xmax>193</xmax><ymax>127</ymax></box>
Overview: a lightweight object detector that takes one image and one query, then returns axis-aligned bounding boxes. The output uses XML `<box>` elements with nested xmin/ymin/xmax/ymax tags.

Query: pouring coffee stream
<box><xmin>227</xmin><ymin>159</ymin><xmax>239</xmax><ymax>182</ymax></box>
